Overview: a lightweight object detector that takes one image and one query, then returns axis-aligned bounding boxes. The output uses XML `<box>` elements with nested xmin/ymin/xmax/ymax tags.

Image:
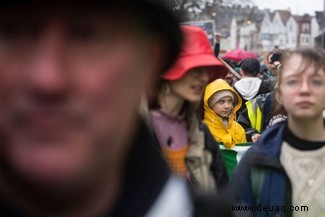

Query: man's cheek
<box><xmin>0</xmin><ymin>86</ymin><xmax>14</xmax><ymax>125</ymax></box>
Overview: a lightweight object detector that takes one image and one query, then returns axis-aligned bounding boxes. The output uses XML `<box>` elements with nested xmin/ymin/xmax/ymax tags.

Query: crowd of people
<box><xmin>0</xmin><ymin>1</ymin><xmax>324</xmax><ymax>217</ymax></box>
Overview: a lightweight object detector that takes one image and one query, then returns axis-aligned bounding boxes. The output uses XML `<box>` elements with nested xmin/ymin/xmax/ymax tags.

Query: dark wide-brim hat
<box><xmin>0</xmin><ymin>0</ymin><xmax>182</xmax><ymax>74</ymax></box>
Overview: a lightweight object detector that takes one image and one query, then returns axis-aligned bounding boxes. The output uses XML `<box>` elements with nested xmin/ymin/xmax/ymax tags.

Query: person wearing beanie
<box><xmin>146</xmin><ymin>25</ymin><xmax>228</xmax><ymax>193</ymax></box>
<box><xmin>208</xmin><ymin>90</ymin><xmax>234</xmax><ymax>109</ymax></box>
<box><xmin>203</xmin><ymin>79</ymin><xmax>248</xmax><ymax>177</ymax></box>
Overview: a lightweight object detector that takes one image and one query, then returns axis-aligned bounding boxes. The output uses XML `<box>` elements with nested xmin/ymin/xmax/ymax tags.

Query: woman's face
<box><xmin>168</xmin><ymin>67</ymin><xmax>211</xmax><ymax>103</ymax></box>
<box><xmin>277</xmin><ymin>54</ymin><xmax>325</xmax><ymax>121</ymax></box>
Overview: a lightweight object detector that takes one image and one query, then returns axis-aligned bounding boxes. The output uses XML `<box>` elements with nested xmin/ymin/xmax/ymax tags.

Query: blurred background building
<box><xmin>167</xmin><ymin>0</ymin><xmax>324</xmax><ymax>53</ymax></box>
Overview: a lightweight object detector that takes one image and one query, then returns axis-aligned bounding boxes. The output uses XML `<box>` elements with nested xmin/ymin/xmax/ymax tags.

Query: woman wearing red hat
<box><xmin>146</xmin><ymin>25</ymin><xmax>228</xmax><ymax>192</ymax></box>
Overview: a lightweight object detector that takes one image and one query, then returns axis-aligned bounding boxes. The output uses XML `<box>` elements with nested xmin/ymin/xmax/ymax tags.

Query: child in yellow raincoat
<box><xmin>203</xmin><ymin>79</ymin><xmax>250</xmax><ymax>177</ymax></box>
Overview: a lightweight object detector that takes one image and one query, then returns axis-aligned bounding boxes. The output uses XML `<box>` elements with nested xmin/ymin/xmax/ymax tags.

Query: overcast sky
<box><xmin>252</xmin><ymin>0</ymin><xmax>324</xmax><ymax>15</ymax></box>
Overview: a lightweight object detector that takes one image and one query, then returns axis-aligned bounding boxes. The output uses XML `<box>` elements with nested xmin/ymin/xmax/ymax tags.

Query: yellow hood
<box><xmin>203</xmin><ymin>79</ymin><xmax>245</xmax><ymax>149</ymax></box>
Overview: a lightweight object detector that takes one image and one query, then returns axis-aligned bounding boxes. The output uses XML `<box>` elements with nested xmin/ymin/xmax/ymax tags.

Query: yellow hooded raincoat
<box><xmin>203</xmin><ymin>79</ymin><xmax>246</xmax><ymax>149</ymax></box>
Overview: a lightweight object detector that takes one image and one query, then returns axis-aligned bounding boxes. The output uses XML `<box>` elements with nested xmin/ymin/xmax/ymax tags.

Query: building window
<box><xmin>302</xmin><ymin>23</ymin><xmax>309</xmax><ymax>33</ymax></box>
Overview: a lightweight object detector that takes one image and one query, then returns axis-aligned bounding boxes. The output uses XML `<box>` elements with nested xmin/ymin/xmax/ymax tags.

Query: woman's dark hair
<box><xmin>148</xmin><ymin>79</ymin><xmax>165</xmax><ymax>110</ymax></box>
<box><xmin>266</xmin><ymin>90</ymin><xmax>287</xmax><ymax>125</ymax></box>
<box><xmin>195</xmin><ymin>92</ymin><xmax>205</xmax><ymax>120</ymax></box>
<box><xmin>148</xmin><ymin>78</ymin><xmax>191</xmax><ymax>115</ymax></box>
<box><xmin>278</xmin><ymin>48</ymin><xmax>325</xmax><ymax>83</ymax></box>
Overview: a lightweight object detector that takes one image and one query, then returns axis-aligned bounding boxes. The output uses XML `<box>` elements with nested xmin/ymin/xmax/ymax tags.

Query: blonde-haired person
<box><xmin>232</xmin><ymin>48</ymin><xmax>325</xmax><ymax>217</ymax></box>
<box><xmin>203</xmin><ymin>79</ymin><xmax>248</xmax><ymax>177</ymax></box>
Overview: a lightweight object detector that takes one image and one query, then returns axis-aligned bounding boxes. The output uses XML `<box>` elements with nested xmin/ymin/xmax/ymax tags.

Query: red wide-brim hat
<box><xmin>162</xmin><ymin>25</ymin><xmax>227</xmax><ymax>80</ymax></box>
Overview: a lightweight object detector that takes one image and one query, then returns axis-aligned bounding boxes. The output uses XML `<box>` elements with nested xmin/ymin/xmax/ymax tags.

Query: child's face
<box><xmin>277</xmin><ymin>54</ymin><xmax>325</xmax><ymax>120</ymax></box>
<box><xmin>211</xmin><ymin>96</ymin><xmax>234</xmax><ymax>118</ymax></box>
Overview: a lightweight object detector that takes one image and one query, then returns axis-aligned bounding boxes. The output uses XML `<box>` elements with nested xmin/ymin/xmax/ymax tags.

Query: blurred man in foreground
<box><xmin>0</xmin><ymin>1</ymin><xmax>235</xmax><ymax>217</ymax></box>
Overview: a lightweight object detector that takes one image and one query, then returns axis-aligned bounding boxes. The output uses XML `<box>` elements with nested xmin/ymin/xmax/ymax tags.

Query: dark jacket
<box><xmin>231</xmin><ymin>122</ymin><xmax>292</xmax><ymax>217</ymax></box>
<box><xmin>236</xmin><ymin>92</ymin><xmax>272</xmax><ymax>141</ymax></box>
<box><xmin>234</xmin><ymin>77</ymin><xmax>275</xmax><ymax>114</ymax></box>
<box><xmin>0</xmin><ymin>120</ymin><xmax>233</xmax><ymax>217</ymax></box>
